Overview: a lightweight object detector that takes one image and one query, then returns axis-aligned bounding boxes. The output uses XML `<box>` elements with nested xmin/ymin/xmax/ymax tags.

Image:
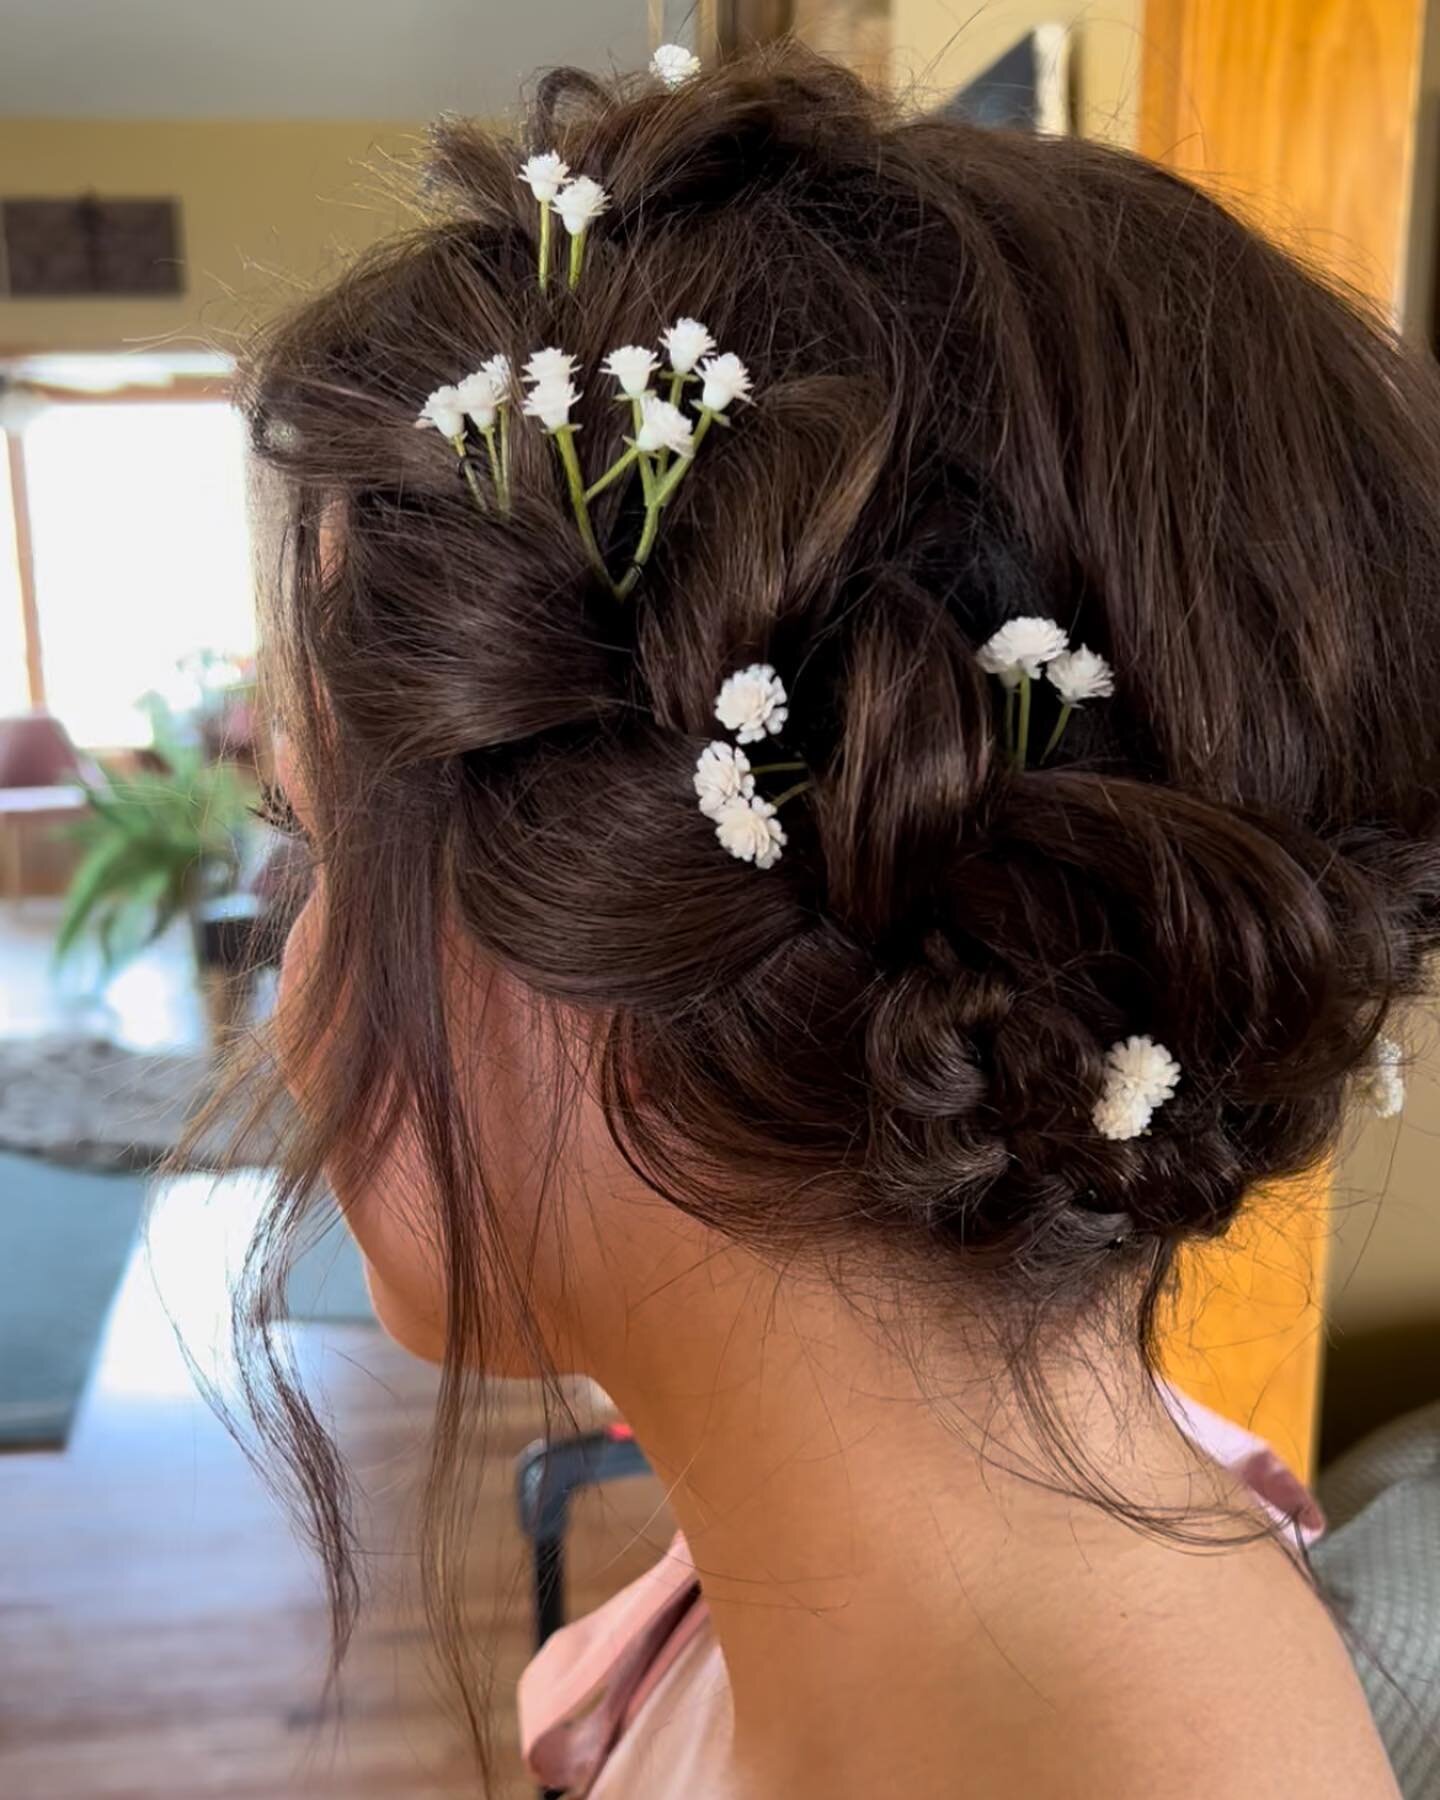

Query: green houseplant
<box><xmin>56</xmin><ymin>699</ymin><xmax>256</xmax><ymax>982</ymax></box>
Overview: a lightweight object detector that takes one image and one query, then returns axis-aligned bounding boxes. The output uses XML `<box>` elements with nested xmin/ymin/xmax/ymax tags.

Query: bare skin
<box><xmin>276</xmin><ymin>750</ymin><xmax>1397</xmax><ymax>1799</ymax></box>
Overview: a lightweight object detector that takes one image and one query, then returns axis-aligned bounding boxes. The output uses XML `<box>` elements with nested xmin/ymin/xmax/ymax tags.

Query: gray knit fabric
<box><xmin>1314</xmin><ymin>1403</ymin><xmax>1440</xmax><ymax>1799</ymax></box>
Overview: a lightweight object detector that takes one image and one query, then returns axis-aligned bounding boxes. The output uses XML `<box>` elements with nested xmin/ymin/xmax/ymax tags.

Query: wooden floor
<box><xmin>0</xmin><ymin>1174</ymin><xmax>671</xmax><ymax>1799</ymax></box>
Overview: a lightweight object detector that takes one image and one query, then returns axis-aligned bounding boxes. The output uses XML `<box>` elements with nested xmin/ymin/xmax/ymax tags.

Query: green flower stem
<box><xmin>481</xmin><ymin>426</ymin><xmax>504</xmax><ymax>508</ymax></box>
<box><xmin>538</xmin><ymin>201</ymin><xmax>553</xmax><ymax>290</ymax></box>
<box><xmin>499</xmin><ymin>406</ymin><xmax>511</xmax><ymax>509</ymax></box>
<box><xmin>1015</xmin><ymin>671</ymin><xmax>1034</xmax><ymax>770</ymax></box>
<box><xmin>551</xmin><ymin>426</ymin><xmax>610</xmax><ymax>587</ymax></box>
<box><xmin>749</xmin><ymin>760</ymin><xmax>807</xmax><ymax>775</ymax></box>
<box><xmin>1041</xmin><ymin>701</ymin><xmax>1074</xmax><ymax>764</ymax></box>
<box><xmin>770</xmin><ymin>778</ymin><xmax>814</xmax><ymax>809</ymax></box>
<box><xmin>451</xmin><ymin>436</ymin><xmax>487</xmax><ymax>513</ymax></box>
<box><xmin>568</xmin><ymin>228</ymin><xmax>586</xmax><ymax>291</ymax></box>
<box><xmin>632</xmin><ymin>398</ymin><xmax>655</xmax><ymax>504</ymax></box>
<box><xmin>616</xmin><ymin>501</ymin><xmax>661</xmax><ymax>599</ymax></box>
<box><xmin>585</xmin><ymin>443</ymin><xmax>642</xmax><ymax>502</ymax></box>
<box><xmin>657</xmin><ymin>372</ymin><xmax>687</xmax><ymax>476</ymax></box>
<box><xmin>616</xmin><ymin>411</ymin><xmax>716</xmax><ymax>598</ymax></box>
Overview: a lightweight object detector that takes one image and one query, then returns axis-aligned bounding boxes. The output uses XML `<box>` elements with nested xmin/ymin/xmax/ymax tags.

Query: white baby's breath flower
<box><xmin>715</xmin><ymin>796</ymin><xmax>786</xmax><ymax>870</ymax></box>
<box><xmin>1360</xmin><ymin>1035</ymin><xmax>1406</xmax><ymax>1119</ymax></box>
<box><xmin>519</xmin><ymin>152</ymin><xmax>569</xmax><ymax>203</ymax></box>
<box><xmin>522</xmin><ymin>377</ymin><xmax>580</xmax><ymax>431</ymax></box>
<box><xmin>1093</xmin><ymin>1035</ymin><xmax>1181</xmax><ymax>1142</ymax></box>
<box><xmin>454</xmin><ymin>368</ymin><xmax>505</xmax><ymax>430</ymax></box>
<box><xmin>715</xmin><ymin>663</ymin><xmax>788</xmax><ymax>744</ymax></box>
<box><xmin>1046</xmin><ymin>645</ymin><xmax>1114</xmax><ymax>705</ymax></box>
<box><xmin>977</xmin><ymin>617</ymin><xmax>1070</xmax><ymax>690</ymax></box>
<box><xmin>635</xmin><ymin>394</ymin><xmax>695</xmax><ymax>458</ymax></box>
<box><xmin>697</xmin><ymin>352</ymin><xmax>752</xmax><ymax>414</ymax></box>
<box><xmin>524</xmin><ymin>347</ymin><xmax>579</xmax><ymax>387</ymax></box>
<box><xmin>480</xmin><ymin>352</ymin><xmax>513</xmax><ymax>391</ymax></box>
<box><xmin>694</xmin><ymin>741</ymin><xmax>755</xmax><ymax>820</ymax></box>
<box><xmin>603</xmin><ymin>345</ymin><xmax>660</xmax><ymax>398</ymax></box>
<box><xmin>652</xmin><ymin>43</ymin><xmax>702</xmax><ymax>88</ymax></box>
<box><xmin>554</xmin><ymin>176</ymin><xmax>610</xmax><ymax>237</ymax></box>
<box><xmin>416</xmin><ymin>384</ymin><xmax>466</xmax><ymax>439</ymax></box>
<box><xmin>661</xmin><ymin>317</ymin><xmax>716</xmax><ymax>376</ymax></box>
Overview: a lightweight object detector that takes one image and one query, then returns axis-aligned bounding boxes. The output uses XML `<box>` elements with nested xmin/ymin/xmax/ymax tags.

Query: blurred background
<box><xmin>0</xmin><ymin>3</ymin><xmax>1436</xmax><ymax>1796</ymax></box>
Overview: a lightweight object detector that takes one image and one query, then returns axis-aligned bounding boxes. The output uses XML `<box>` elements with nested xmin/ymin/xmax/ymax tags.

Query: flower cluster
<box><xmin>416</xmin><ymin>354</ymin><xmax>514</xmax><ymax>512</ymax></box>
<box><xmin>415</xmin><ymin>315</ymin><xmax>754</xmax><ymax>589</ymax></box>
<box><xmin>977</xmin><ymin>616</ymin><xmax>1114</xmax><ymax>767</ymax></box>
<box><xmin>1093</xmin><ymin>1035</ymin><xmax>1182</xmax><ymax>1142</ymax></box>
<box><xmin>518</xmin><ymin>155</ymin><xmax>610</xmax><ymax>291</ymax></box>
<box><xmin>652</xmin><ymin>42</ymin><xmax>702</xmax><ymax>88</ymax></box>
<box><xmin>694</xmin><ymin>665</ymin><xmax>802</xmax><ymax>871</ymax></box>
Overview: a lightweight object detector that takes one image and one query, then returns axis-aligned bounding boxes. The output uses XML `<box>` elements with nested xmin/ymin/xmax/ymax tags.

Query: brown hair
<box><xmin>239</xmin><ymin>44</ymin><xmax>1440</xmax><ymax>1771</ymax></box>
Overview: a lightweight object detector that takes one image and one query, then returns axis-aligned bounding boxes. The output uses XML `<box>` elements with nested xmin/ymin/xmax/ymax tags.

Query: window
<box><xmin>21</xmin><ymin>400</ymin><xmax>254</xmax><ymax>748</ymax></box>
<box><xmin>0</xmin><ymin>446</ymin><xmax>26</xmax><ymax>716</ymax></box>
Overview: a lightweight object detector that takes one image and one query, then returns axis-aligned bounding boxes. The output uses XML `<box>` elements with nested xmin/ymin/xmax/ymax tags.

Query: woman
<box><xmin>246</xmin><ymin>46</ymin><xmax>1436</xmax><ymax>1797</ymax></box>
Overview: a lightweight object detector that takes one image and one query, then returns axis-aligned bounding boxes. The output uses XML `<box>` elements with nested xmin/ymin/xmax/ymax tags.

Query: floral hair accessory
<box><xmin>1041</xmin><ymin>645</ymin><xmax>1114</xmax><ymax>760</ymax></box>
<box><xmin>695</xmin><ymin>668</ymin><xmax>808</xmax><ymax>871</ymax></box>
<box><xmin>1360</xmin><ymin>1035</ymin><xmax>1405</xmax><ymax>1119</ymax></box>
<box><xmin>978</xmin><ymin>617</ymin><xmax>1113</xmax><ymax>769</ymax></box>
<box><xmin>652</xmin><ymin>43</ymin><xmax>702</xmax><ymax>88</ymax></box>
<box><xmin>603</xmin><ymin>345</ymin><xmax>660</xmax><ymax>399</ymax></box>
<box><xmin>524</xmin><ymin>347</ymin><xmax>579</xmax><ymax>385</ymax></box>
<box><xmin>420</xmin><ymin>317</ymin><xmax>756</xmax><ymax>597</ymax></box>
<box><xmin>635</xmin><ymin>394</ymin><xmax>694</xmax><ymax>458</ymax></box>
<box><xmin>518</xmin><ymin>152</ymin><xmax>569</xmax><ymax>203</ymax></box>
<box><xmin>1047</xmin><ymin>645</ymin><xmax>1114</xmax><ymax>704</ymax></box>
<box><xmin>693</xmin><ymin>741</ymin><xmax>755</xmax><ymax>818</ymax></box>
<box><xmin>715</xmin><ymin>663</ymin><xmax>788</xmax><ymax>743</ymax></box>
<box><xmin>978</xmin><ymin>617</ymin><xmax>1069</xmax><ymax>688</ymax></box>
<box><xmin>716</xmin><ymin>796</ymin><xmax>786</xmax><ymax>870</ymax></box>
<box><xmin>553</xmin><ymin>176</ymin><xmax>610</xmax><ymax>288</ymax></box>
<box><xmin>522</xmin><ymin>375</ymin><xmax>580</xmax><ymax>432</ymax></box>
<box><xmin>416</xmin><ymin>384</ymin><xmax>466</xmax><ymax>441</ymax></box>
<box><xmin>1093</xmin><ymin>1036</ymin><xmax>1182</xmax><ymax>1141</ymax></box>
<box><xmin>455</xmin><ymin>370</ymin><xmax>503</xmax><ymax>429</ymax></box>
<box><xmin>417</xmin><ymin>366</ymin><xmax>514</xmax><ymax>513</ymax></box>
<box><xmin>698</xmin><ymin>352</ymin><xmax>753</xmax><ymax>415</ymax></box>
<box><xmin>519</xmin><ymin>154</ymin><xmax>610</xmax><ymax>291</ymax></box>
<box><xmin>554</xmin><ymin>176</ymin><xmax>609</xmax><ymax>232</ymax></box>
<box><xmin>660</xmin><ymin>318</ymin><xmax>716</xmax><ymax>377</ymax></box>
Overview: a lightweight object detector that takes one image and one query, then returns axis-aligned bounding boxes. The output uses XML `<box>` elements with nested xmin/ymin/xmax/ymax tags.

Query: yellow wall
<box><xmin>0</xmin><ymin>119</ymin><xmax>425</xmax><ymax>355</ymax></box>
<box><xmin>889</xmin><ymin>0</ymin><xmax>1144</xmax><ymax>143</ymax></box>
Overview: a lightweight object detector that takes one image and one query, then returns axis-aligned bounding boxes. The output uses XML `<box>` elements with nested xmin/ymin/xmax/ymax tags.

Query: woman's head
<box><xmin>256</xmin><ymin>47</ymin><xmax>1440</xmax><ymax>1315</ymax></box>
<box><xmin>244</xmin><ymin>40</ymin><xmax>1440</xmax><ymax>1723</ymax></box>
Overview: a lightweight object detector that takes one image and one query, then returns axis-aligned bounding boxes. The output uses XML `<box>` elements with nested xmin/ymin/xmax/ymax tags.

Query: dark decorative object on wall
<box><xmin>1</xmin><ymin>197</ymin><xmax>183</xmax><ymax>298</ymax></box>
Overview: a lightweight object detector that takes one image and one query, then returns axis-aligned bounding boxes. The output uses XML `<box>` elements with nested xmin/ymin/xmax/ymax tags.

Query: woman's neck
<box><xmin>583</xmin><ymin>1242</ymin><xmax>1228</xmax><ymax>1796</ymax></box>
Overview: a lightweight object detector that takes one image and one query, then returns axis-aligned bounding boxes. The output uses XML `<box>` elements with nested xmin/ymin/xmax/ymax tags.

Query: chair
<box><xmin>0</xmin><ymin>711</ymin><xmax>96</xmax><ymax>905</ymax></box>
<box><xmin>514</xmin><ymin>1423</ymin><xmax>654</xmax><ymax>1800</ymax></box>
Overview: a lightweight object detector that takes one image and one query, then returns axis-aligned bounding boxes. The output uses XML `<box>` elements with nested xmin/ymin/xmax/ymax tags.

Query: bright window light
<box><xmin>23</xmin><ymin>401</ymin><xmax>254</xmax><ymax>748</ymax></box>
<box><xmin>0</xmin><ymin>446</ymin><xmax>27</xmax><ymax>716</ymax></box>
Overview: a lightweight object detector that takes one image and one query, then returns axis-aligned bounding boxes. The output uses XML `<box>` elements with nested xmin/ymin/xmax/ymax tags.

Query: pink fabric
<box><xmin>518</xmin><ymin>1390</ymin><xmax>1324</xmax><ymax>1796</ymax></box>
<box><xmin>517</xmin><ymin>1535</ymin><xmax>710</xmax><ymax>1794</ymax></box>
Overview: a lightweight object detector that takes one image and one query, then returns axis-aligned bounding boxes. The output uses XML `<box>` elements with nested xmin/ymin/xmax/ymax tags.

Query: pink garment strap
<box><xmin>518</xmin><ymin>1535</ymin><xmax>703</xmax><ymax>1792</ymax></box>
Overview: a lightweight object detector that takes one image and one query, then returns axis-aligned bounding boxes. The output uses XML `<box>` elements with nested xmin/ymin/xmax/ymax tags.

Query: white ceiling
<box><xmin>0</xmin><ymin>0</ymin><xmax>654</xmax><ymax>119</ymax></box>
